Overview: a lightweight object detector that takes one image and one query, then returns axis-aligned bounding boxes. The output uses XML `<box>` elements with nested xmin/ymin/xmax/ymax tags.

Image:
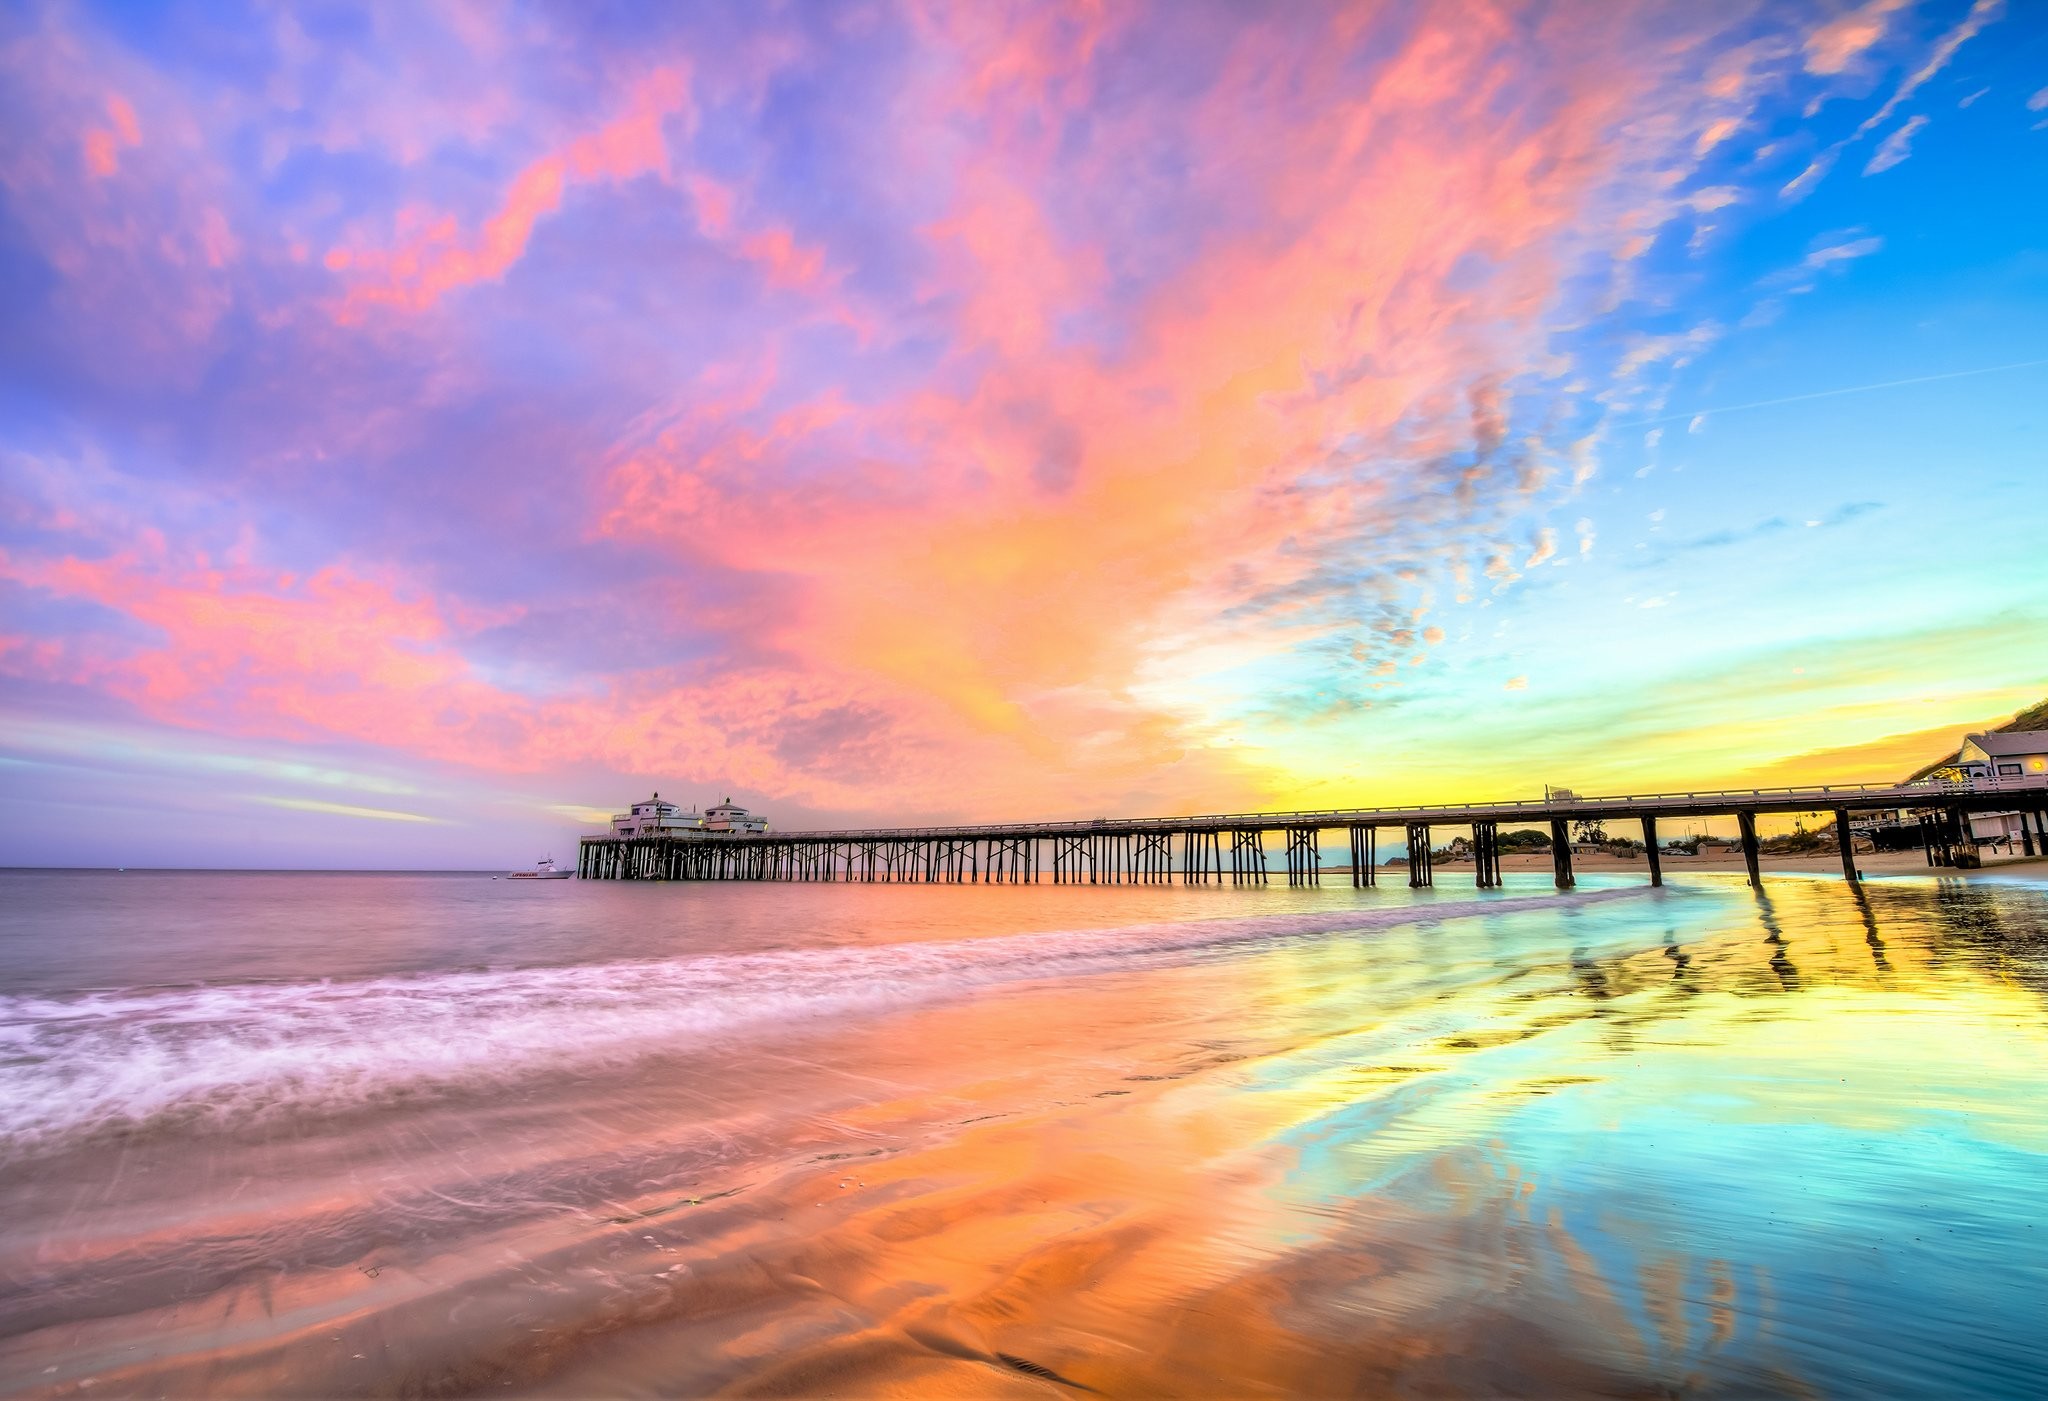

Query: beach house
<box><xmin>1953</xmin><ymin>732</ymin><xmax>2048</xmax><ymax>845</ymax></box>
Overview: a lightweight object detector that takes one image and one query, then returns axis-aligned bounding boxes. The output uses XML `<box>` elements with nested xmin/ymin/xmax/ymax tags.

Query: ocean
<box><xmin>2</xmin><ymin>867</ymin><xmax>2045</xmax><ymax>1397</ymax></box>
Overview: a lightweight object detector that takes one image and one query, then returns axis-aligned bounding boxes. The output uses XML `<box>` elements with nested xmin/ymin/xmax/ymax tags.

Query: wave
<box><xmin>0</xmin><ymin>888</ymin><xmax>1647</xmax><ymax>1155</ymax></box>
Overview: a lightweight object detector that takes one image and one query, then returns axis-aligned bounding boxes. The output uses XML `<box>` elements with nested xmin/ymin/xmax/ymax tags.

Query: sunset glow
<box><xmin>2</xmin><ymin>1</ymin><xmax>2044</xmax><ymax>864</ymax></box>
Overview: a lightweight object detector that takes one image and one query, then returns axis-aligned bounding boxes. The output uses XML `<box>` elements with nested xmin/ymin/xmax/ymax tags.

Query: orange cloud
<box><xmin>574</xmin><ymin>3</ymin><xmax>1774</xmax><ymax>817</ymax></box>
<box><xmin>0</xmin><ymin>525</ymin><xmax>1241</xmax><ymax>819</ymax></box>
<box><xmin>1804</xmin><ymin>0</ymin><xmax>1910</xmax><ymax>75</ymax></box>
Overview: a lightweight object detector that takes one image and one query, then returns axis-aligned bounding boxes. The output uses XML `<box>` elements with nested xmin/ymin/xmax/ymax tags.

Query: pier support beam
<box><xmin>1550</xmin><ymin>818</ymin><xmax>1574</xmax><ymax>889</ymax></box>
<box><xmin>1738</xmin><ymin>811</ymin><xmax>1761</xmax><ymax>887</ymax></box>
<box><xmin>1053</xmin><ymin>833</ymin><xmax>1091</xmax><ymax>884</ymax></box>
<box><xmin>1405</xmin><ymin>824</ymin><xmax>1432</xmax><ymax>888</ymax></box>
<box><xmin>1641</xmin><ymin>816</ymin><xmax>1662</xmax><ymax>887</ymax></box>
<box><xmin>1471</xmin><ymin>821</ymin><xmax>1500</xmax><ymax>888</ymax></box>
<box><xmin>1348</xmin><ymin>825</ymin><xmax>1376</xmax><ymax>887</ymax></box>
<box><xmin>1230</xmin><ymin>829</ymin><xmax>1268</xmax><ymax>886</ymax></box>
<box><xmin>1286</xmin><ymin>831</ymin><xmax>1318</xmax><ymax>884</ymax></box>
<box><xmin>1834</xmin><ymin>807</ymin><xmax>1859</xmax><ymax>882</ymax></box>
<box><xmin>1286</xmin><ymin>828</ymin><xmax>1319</xmax><ymax>886</ymax></box>
<box><xmin>1137</xmin><ymin>832</ymin><xmax>1170</xmax><ymax>883</ymax></box>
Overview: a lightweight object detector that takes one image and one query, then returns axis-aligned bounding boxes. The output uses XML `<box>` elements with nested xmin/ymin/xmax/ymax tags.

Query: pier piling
<box><xmin>1550</xmin><ymin>818</ymin><xmax>1574</xmax><ymax>889</ymax></box>
<box><xmin>1472</xmin><ymin>821</ymin><xmax>1501</xmax><ymax>888</ymax></box>
<box><xmin>1405</xmin><ymin>824</ymin><xmax>1432</xmax><ymax>888</ymax></box>
<box><xmin>1286</xmin><ymin>828</ymin><xmax>1319</xmax><ymax>886</ymax></box>
<box><xmin>1230</xmin><ymin>829</ymin><xmax>1268</xmax><ymax>886</ymax></box>
<box><xmin>1738</xmin><ymin>812</ymin><xmax>1762</xmax><ymax>887</ymax></box>
<box><xmin>1348</xmin><ymin>825</ymin><xmax>1377</xmax><ymax>888</ymax></box>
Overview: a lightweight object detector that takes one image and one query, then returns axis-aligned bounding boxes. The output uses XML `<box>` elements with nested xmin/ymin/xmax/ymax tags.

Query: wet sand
<box><xmin>1460</xmin><ymin>850</ymin><xmax>2048</xmax><ymax>878</ymax></box>
<box><xmin>5</xmin><ymin>871</ymin><xmax>2048</xmax><ymax>1397</ymax></box>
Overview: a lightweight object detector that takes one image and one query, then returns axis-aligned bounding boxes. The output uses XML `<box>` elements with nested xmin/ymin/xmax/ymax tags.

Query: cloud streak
<box><xmin>1864</xmin><ymin>114</ymin><xmax>1927</xmax><ymax>174</ymax></box>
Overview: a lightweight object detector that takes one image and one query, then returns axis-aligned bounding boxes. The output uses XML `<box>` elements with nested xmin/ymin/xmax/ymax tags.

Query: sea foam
<box><xmin>0</xmin><ymin>889</ymin><xmax>1645</xmax><ymax>1154</ymax></box>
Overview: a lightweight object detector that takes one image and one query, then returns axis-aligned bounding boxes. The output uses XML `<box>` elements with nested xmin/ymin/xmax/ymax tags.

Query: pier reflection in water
<box><xmin>1</xmin><ymin>870</ymin><xmax>2045</xmax><ymax>1396</ymax></box>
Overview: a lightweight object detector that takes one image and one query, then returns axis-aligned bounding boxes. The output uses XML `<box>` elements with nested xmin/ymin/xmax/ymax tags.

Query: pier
<box><xmin>577</xmin><ymin>776</ymin><xmax>2048</xmax><ymax>889</ymax></box>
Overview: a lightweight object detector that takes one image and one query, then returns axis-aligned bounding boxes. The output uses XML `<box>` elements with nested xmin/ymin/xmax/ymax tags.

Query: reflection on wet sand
<box><xmin>4</xmin><ymin>874</ymin><xmax>2047</xmax><ymax>1397</ymax></box>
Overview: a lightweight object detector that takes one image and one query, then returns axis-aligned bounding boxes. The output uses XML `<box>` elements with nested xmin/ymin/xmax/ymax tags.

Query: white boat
<box><xmin>509</xmin><ymin>857</ymin><xmax>573</xmax><ymax>880</ymax></box>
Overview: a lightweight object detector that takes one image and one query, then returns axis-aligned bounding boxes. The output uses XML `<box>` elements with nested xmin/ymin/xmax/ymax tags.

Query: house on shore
<box><xmin>1956</xmin><ymin>731</ymin><xmax>2048</xmax><ymax>781</ymax></box>
<box><xmin>1954</xmin><ymin>732</ymin><xmax>2048</xmax><ymax>845</ymax></box>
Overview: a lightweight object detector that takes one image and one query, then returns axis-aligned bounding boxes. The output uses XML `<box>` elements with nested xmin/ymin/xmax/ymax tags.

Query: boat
<box><xmin>509</xmin><ymin>857</ymin><xmax>573</xmax><ymax>880</ymax></box>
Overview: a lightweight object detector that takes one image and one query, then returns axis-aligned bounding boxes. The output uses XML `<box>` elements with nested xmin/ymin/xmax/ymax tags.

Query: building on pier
<box><xmin>610</xmin><ymin>793</ymin><xmax>702</xmax><ymax>838</ymax></box>
<box><xmin>701</xmin><ymin>798</ymin><xmax>768</xmax><ymax>834</ymax></box>
<box><xmin>607</xmin><ymin>793</ymin><xmax>769</xmax><ymax>839</ymax></box>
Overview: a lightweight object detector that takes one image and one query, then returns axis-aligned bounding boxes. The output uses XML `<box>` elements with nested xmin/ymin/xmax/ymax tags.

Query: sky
<box><xmin>1</xmin><ymin>0</ymin><xmax>2045</xmax><ymax>867</ymax></box>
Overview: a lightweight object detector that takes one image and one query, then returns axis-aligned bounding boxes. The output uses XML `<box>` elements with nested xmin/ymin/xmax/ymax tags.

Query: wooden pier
<box><xmin>577</xmin><ymin>776</ymin><xmax>2048</xmax><ymax>889</ymax></box>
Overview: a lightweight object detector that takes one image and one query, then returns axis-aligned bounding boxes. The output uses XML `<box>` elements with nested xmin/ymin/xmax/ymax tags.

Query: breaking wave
<box><xmin>0</xmin><ymin>888</ymin><xmax>1646</xmax><ymax>1154</ymax></box>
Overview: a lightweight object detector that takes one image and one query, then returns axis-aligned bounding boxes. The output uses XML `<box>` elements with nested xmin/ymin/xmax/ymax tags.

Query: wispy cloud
<box><xmin>1783</xmin><ymin>0</ymin><xmax>2004</xmax><ymax>202</ymax></box>
<box><xmin>1621</xmin><ymin>359</ymin><xmax>2048</xmax><ymax>430</ymax></box>
<box><xmin>1853</xmin><ymin>0</ymin><xmax>2004</xmax><ymax>140</ymax></box>
<box><xmin>1864</xmin><ymin>115</ymin><xmax>1927</xmax><ymax>174</ymax></box>
<box><xmin>254</xmin><ymin>796</ymin><xmax>450</xmax><ymax>824</ymax></box>
<box><xmin>1803</xmin><ymin>236</ymin><xmax>1884</xmax><ymax>269</ymax></box>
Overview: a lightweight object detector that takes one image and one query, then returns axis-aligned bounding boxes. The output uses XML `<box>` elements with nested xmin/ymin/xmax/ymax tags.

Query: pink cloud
<box><xmin>1804</xmin><ymin>0</ymin><xmax>1910</xmax><ymax>76</ymax></box>
<box><xmin>81</xmin><ymin>92</ymin><xmax>141</xmax><ymax>177</ymax></box>
<box><xmin>331</xmin><ymin>68</ymin><xmax>690</xmax><ymax>317</ymax></box>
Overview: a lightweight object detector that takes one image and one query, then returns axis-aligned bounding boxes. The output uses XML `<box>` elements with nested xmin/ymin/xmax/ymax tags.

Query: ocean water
<box><xmin>1</xmin><ymin>866</ymin><xmax>2045</xmax><ymax>1397</ymax></box>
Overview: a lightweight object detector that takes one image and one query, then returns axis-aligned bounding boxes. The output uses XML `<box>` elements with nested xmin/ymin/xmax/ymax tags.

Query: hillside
<box><xmin>1905</xmin><ymin>697</ymin><xmax>2048</xmax><ymax>781</ymax></box>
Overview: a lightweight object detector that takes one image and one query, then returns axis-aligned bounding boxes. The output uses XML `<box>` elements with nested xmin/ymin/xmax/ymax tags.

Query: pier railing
<box><xmin>576</xmin><ymin>773</ymin><xmax>2048</xmax><ymax>889</ymax></box>
<box><xmin>642</xmin><ymin>773</ymin><xmax>2047</xmax><ymax>842</ymax></box>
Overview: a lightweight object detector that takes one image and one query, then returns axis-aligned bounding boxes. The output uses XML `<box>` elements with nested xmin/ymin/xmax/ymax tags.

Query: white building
<box><xmin>610</xmin><ymin>793</ymin><xmax>704</xmax><ymax>838</ymax></box>
<box><xmin>1952</xmin><ymin>733</ymin><xmax>2048</xmax><ymax>846</ymax></box>
<box><xmin>608</xmin><ymin>793</ymin><xmax>768</xmax><ymax>838</ymax></box>
<box><xmin>1956</xmin><ymin>731</ymin><xmax>2048</xmax><ymax>782</ymax></box>
<box><xmin>701</xmin><ymin>798</ymin><xmax>768</xmax><ymax>834</ymax></box>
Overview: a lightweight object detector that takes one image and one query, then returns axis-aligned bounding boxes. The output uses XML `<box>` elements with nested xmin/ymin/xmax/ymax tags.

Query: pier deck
<box><xmin>577</xmin><ymin>775</ymin><xmax>2048</xmax><ymax>889</ymax></box>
